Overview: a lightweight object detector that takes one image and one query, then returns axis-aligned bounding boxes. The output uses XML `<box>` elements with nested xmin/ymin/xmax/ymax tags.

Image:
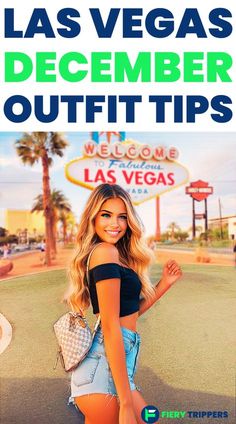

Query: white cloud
<box><xmin>0</xmin><ymin>182</ymin><xmax>42</xmax><ymax>210</ymax></box>
<box><xmin>0</xmin><ymin>156</ymin><xmax>20</xmax><ymax>167</ymax></box>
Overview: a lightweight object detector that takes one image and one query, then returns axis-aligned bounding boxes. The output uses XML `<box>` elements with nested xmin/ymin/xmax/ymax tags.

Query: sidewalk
<box><xmin>0</xmin><ymin>245</ymin><xmax>234</xmax><ymax>282</ymax></box>
<box><xmin>0</xmin><ymin>247</ymin><xmax>72</xmax><ymax>281</ymax></box>
<box><xmin>156</xmin><ymin>248</ymin><xmax>234</xmax><ymax>267</ymax></box>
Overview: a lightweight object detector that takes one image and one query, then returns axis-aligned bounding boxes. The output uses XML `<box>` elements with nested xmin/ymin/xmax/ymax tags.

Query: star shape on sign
<box><xmin>99</xmin><ymin>132</ymin><xmax>121</xmax><ymax>144</ymax></box>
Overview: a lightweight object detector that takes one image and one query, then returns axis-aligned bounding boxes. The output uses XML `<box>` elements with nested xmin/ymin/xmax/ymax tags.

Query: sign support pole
<box><xmin>155</xmin><ymin>196</ymin><xmax>161</xmax><ymax>241</ymax></box>
<box><xmin>186</xmin><ymin>180</ymin><xmax>213</xmax><ymax>241</ymax></box>
<box><xmin>205</xmin><ymin>198</ymin><xmax>208</xmax><ymax>240</ymax></box>
<box><xmin>192</xmin><ymin>198</ymin><xmax>196</xmax><ymax>239</ymax></box>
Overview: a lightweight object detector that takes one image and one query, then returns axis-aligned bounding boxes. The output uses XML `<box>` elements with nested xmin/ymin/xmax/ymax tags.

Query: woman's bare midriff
<box><xmin>96</xmin><ymin>311</ymin><xmax>139</xmax><ymax>332</ymax></box>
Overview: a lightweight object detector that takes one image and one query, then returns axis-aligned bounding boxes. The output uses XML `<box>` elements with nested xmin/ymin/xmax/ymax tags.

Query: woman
<box><xmin>64</xmin><ymin>183</ymin><xmax>182</xmax><ymax>424</ymax></box>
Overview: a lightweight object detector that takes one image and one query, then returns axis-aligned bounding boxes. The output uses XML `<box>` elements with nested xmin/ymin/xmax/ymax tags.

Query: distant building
<box><xmin>3</xmin><ymin>209</ymin><xmax>45</xmax><ymax>240</ymax></box>
<box><xmin>208</xmin><ymin>215</ymin><xmax>236</xmax><ymax>240</ymax></box>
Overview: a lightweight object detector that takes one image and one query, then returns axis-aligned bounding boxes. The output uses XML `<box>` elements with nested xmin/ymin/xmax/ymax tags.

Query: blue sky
<box><xmin>0</xmin><ymin>132</ymin><xmax>235</xmax><ymax>236</ymax></box>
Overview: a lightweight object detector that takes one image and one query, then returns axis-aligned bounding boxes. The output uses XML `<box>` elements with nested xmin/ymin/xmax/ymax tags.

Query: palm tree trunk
<box><xmin>51</xmin><ymin>211</ymin><xmax>58</xmax><ymax>255</ymax></box>
<box><xmin>41</xmin><ymin>153</ymin><xmax>52</xmax><ymax>266</ymax></box>
<box><xmin>171</xmin><ymin>225</ymin><xmax>175</xmax><ymax>241</ymax></box>
<box><xmin>63</xmin><ymin>222</ymin><xmax>67</xmax><ymax>243</ymax></box>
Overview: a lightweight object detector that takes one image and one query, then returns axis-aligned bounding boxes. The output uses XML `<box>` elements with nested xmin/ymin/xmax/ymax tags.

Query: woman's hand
<box><xmin>119</xmin><ymin>404</ymin><xmax>138</xmax><ymax>424</ymax></box>
<box><xmin>161</xmin><ymin>259</ymin><xmax>182</xmax><ymax>287</ymax></box>
<box><xmin>139</xmin><ymin>259</ymin><xmax>182</xmax><ymax>316</ymax></box>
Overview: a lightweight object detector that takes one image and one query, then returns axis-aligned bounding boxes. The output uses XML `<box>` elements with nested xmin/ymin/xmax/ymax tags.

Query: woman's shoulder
<box><xmin>89</xmin><ymin>242</ymin><xmax>119</xmax><ymax>269</ymax></box>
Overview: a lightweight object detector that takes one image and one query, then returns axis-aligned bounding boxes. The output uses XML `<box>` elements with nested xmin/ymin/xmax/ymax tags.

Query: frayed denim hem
<box><xmin>68</xmin><ymin>384</ymin><xmax>141</xmax><ymax>407</ymax></box>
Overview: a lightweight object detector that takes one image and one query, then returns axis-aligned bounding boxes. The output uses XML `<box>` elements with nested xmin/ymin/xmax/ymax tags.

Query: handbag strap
<box><xmin>86</xmin><ymin>242</ymin><xmax>103</xmax><ymax>283</ymax></box>
<box><xmin>86</xmin><ymin>243</ymin><xmax>103</xmax><ymax>332</ymax></box>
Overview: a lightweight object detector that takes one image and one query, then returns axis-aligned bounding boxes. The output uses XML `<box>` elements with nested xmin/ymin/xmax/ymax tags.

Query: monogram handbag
<box><xmin>53</xmin><ymin>245</ymin><xmax>101</xmax><ymax>372</ymax></box>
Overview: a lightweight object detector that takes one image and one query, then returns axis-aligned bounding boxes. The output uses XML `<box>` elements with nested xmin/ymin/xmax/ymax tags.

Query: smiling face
<box><xmin>94</xmin><ymin>197</ymin><xmax>128</xmax><ymax>244</ymax></box>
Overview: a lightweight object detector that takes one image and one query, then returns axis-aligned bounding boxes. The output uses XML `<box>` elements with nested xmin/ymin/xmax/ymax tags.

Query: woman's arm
<box><xmin>139</xmin><ymin>259</ymin><xmax>182</xmax><ymax>317</ymax></box>
<box><xmin>90</xmin><ymin>243</ymin><xmax>135</xmax><ymax>409</ymax></box>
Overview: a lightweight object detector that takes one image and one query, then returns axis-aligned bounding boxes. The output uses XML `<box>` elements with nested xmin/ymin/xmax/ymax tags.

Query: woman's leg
<box><xmin>75</xmin><ymin>394</ymin><xmax>119</xmax><ymax>424</ymax></box>
<box><xmin>75</xmin><ymin>389</ymin><xmax>146</xmax><ymax>423</ymax></box>
<box><xmin>132</xmin><ymin>390</ymin><xmax>147</xmax><ymax>424</ymax></box>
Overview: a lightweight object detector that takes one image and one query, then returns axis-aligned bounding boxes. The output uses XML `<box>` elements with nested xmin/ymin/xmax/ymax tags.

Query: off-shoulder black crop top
<box><xmin>88</xmin><ymin>263</ymin><xmax>142</xmax><ymax>317</ymax></box>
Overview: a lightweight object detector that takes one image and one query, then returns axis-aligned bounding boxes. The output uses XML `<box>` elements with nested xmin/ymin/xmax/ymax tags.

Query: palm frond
<box><xmin>31</xmin><ymin>189</ymin><xmax>71</xmax><ymax>214</ymax></box>
<box><xmin>31</xmin><ymin>194</ymin><xmax>44</xmax><ymax>213</ymax></box>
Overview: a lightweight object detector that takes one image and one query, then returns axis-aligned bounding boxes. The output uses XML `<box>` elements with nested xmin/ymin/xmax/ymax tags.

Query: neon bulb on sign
<box><xmin>66</xmin><ymin>140</ymin><xmax>189</xmax><ymax>205</ymax></box>
<box><xmin>83</xmin><ymin>141</ymin><xmax>179</xmax><ymax>161</ymax></box>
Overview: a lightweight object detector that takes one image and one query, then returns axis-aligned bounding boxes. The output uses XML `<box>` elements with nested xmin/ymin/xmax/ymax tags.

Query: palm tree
<box><xmin>188</xmin><ymin>225</ymin><xmax>203</xmax><ymax>237</ymax></box>
<box><xmin>16</xmin><ymin>228</ymin><xmax>22</xmax><ymax>244</ymax></box>
<box><xmin>32</xmin><ymin>189</ymin><xmax>71</xmax><ymax>253</ymax></box>
<box><xmin>15</xmin><ymin>132</ymin><xmax>68</xmax><ymax>265</ymax></box>
<box><xmin>59</xmin><ymin>211</ymin><xmax>68</xmax><ymax>243</ymax></box>
<box><xmin>167</xmin><ymin>222</ymin><xmax>181</xmax><ymax>241</ymax></box>
<box><xmin>59</xmin><ymin>210</ymin><xmax>76</xmax><ymax>243</ymax></box>
<box><xmin>0</xmin><ymin>227</ymin><xmax>8</xmax><ymax>237</ymax></box>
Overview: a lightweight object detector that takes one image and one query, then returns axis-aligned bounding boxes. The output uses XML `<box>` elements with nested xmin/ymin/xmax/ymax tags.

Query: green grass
<box><xmin>0</xmin><ymin>264</ymin><xmax>236</xmax><ymax>423</ymax></box>
<box><xmin>0</xmin><ymin>270</ymin><xmax>69</xmax><ymax>378</ymax></box>
<box><xmin>0</xmin><ymin>270</ymin><xmax>83</xmax><ymax>423</ymax></box>
<box><xmin>64</xmin><ymin>243</ymin><xmax>76</xmax><ymax>249</ymax></box>
<box><xmin>158</xmin><ymin>240</ymin><xmax>232</xmax><ymax>249</ymax></box>
<box><xmin>150</xmin><ymin>262</ymin><xmax>235</xmax><ymax>282</ymax></box>
<box><xmin>0</xmin><ymin>263</ymin><xmax>234</xmax><ymax>378</ymax></box>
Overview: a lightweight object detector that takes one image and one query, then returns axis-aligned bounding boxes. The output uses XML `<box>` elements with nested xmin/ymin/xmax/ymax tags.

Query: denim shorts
<box><xmin>70</xmin><ymin>325</ymin><xmax>141</xmax><ymax>400</ymax></box>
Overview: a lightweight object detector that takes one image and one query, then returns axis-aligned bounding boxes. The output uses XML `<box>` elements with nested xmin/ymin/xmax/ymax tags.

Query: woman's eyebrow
<box><xmin>100</xmin><ymin>209</ymin><xmax>127</xmax><ymax>214</ymax></box>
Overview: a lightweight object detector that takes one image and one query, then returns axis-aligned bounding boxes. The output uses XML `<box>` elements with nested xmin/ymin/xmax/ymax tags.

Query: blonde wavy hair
<box><xmin>64</xmin><ymin>183</ymin><xmax>155</xmax><ymax>312</ymax></box>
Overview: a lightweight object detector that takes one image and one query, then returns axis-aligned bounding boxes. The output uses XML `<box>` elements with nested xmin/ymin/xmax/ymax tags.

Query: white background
<box><xmin>0</xmin><ymin>0</ymin><xmax>235</xmax><ymax>131</ymax></box>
